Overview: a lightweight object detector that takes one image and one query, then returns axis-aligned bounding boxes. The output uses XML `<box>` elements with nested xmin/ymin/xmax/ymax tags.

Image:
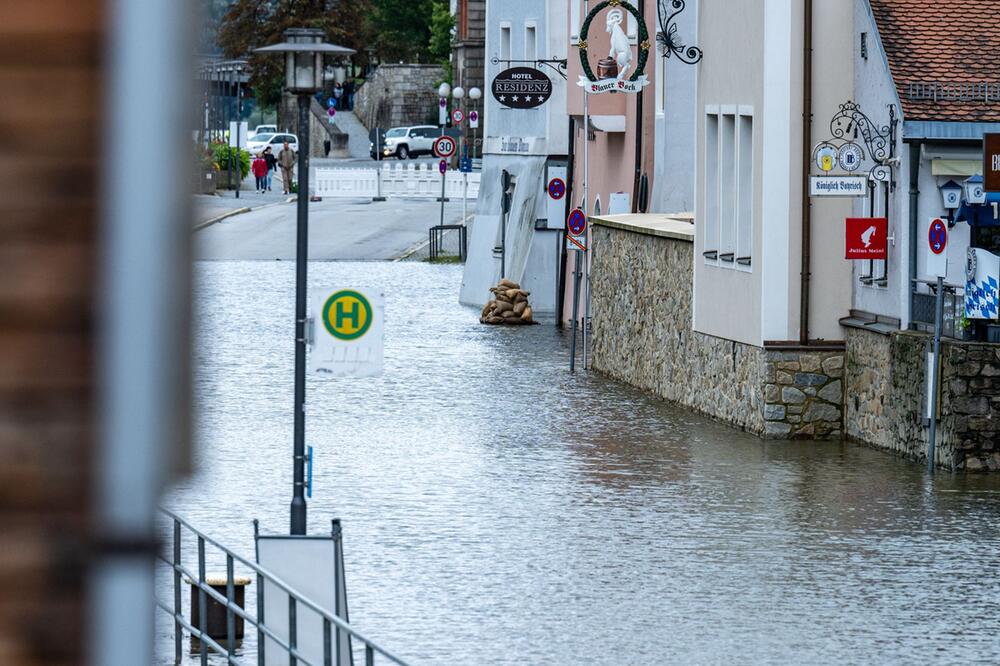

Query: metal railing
<box><xmin>911</xmin><ymin>280</ymin><xmax>968</xmax><ymax>340</ymax></box>
<box><xmin>156</xmin><ymin>508</ymin><xmax>410</xmax><ymax>666</ymax></box>
<box><xmin>428</xmin><ymin>225</ymin><xmax>468</xmax><ymax>262</ymax></box>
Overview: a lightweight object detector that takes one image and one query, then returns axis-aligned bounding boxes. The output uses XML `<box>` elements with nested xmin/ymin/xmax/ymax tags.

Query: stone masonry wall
<box><xmin>846</xmin><ymin>327</ymin><xmax>1000</xmax><ymax>470</ymax></box>
<box><xmin>354</xmin><ymin>64</ymin><xmax>445</xmax><ymax>132</ymax></box>
<box><xmin>762</xmin><ymin>350</ymin><xmax>845</xmax><ymax>439</ymax></box>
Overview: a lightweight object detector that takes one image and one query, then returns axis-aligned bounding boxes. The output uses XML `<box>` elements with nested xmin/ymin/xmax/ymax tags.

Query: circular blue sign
<box><xmin>568</xmin><ymin>208</ymin><xmax>587</xmax><ymax>236</ymax></box>
<box><xmin>548</xmin><ymin>178</ymin><xmax>566</xmax><ymax>200</ymax></box>
<box><xmin>928</xmin><ymin>219</ymin><xmax>947</xmax><ymax>255</ymax></box>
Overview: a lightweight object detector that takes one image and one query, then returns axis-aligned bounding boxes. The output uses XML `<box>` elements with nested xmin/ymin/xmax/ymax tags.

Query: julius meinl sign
<box><xmin>491</xmin><ymin>67</ymin><xmax>553</xmax><ymax>109</ymax></box>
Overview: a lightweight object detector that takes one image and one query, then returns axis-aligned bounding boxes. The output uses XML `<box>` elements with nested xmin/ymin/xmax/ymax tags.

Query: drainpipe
<box><xmin>631</xmin><ymin>0</ymin><xmax>646</xmax><ymax>213</ymax></box>
<box><xmin>908</xmin><ymin>140</ymin><xmax>921</xmax><ymax>328</ymax></box>
<box><xmin>558</xmin><ymin>117</ymin><xmax>577</xmax><ymax>328</ymax></box>
<box><xmin>799</xmin><ymin>0</ymin><xmax>813</xmax><ymax>345</ymax></box>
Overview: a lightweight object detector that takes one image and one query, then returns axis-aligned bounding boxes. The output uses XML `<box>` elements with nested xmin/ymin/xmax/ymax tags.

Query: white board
<box><xmin>310</xmin><ymin>289</ymin><xmax>384</xmax><ymax>377</ymax></box>
<box><xmin>256</xmin><ymin>532</ymin><xmax>353</xmax><ymax>666</ymax></box>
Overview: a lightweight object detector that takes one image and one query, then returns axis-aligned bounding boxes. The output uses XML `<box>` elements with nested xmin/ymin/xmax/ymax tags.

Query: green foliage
<box><xmin>211</xmin><ymin>142</ymin><xmax>251</xmax><ymax>181</ymax></box>
<box><xmin>218</xmin><ymin>0</ymin><xmax>376</xmax><ymax>108</ymax></box>
<box><xmin>370</xmin><ymin>0</ymin><xmax>448</xmax><ymax>63</ymax></box>
<box><xmin>428</xmin><ymin>0</ymin><xmax>455</xmax><ymax>65</ymax></box>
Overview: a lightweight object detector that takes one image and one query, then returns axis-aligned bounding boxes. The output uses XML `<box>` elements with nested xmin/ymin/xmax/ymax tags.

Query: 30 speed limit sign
<box><xmin>433</xmin><ymin>135</ymin><xmax>457</xmax><ymax>159</ymax></box>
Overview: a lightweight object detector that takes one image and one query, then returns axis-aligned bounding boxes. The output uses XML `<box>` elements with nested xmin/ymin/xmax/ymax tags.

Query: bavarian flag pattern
<box><xmin>966</xmin><ymin>248</ymin><xmax>1000</xmax><ymax>320</ymax></box>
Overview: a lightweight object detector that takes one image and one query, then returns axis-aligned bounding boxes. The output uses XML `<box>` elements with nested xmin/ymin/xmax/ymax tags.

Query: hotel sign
<box><xmin>491</xmin><ymin>67</ymin><xmax>552</xmax><ymax>109</ymax></box>
<box><xmin>810</xmin><ymin>176</ymin><xmax>868</xmax><ymax>197</ymax></box>
<box><xmin>984</xmin><ymin>133</ymin><xmax>1000</xmax><ymax>192</ymax></box>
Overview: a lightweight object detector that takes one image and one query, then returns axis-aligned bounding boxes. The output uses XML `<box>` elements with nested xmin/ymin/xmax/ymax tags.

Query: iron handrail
<box><xmin>157</xmin><ymin>507</ymin><xmax>411</xmax><ymax>666</ymax></box>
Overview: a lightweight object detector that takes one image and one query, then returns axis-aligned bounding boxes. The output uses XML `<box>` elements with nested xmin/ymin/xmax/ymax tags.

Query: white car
<box><xmin>247</xmin><ymin>132</ymin><xmax>298</xmax><ymax>156</ymax></box>
<box><xmin>378</xmin><ymin>126</ymin><xmax>442</xmax><ymax>160</ymax></box>
<box><xmin>250</xmin><ymin>124</ymin><xmax>277</xmax><ymax>138</ymax></box>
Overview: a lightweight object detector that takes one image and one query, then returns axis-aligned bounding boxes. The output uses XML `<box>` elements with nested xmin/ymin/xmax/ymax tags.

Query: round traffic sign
<box><xmin>322</xmin><ymin>290</ymin><xmax>373</xmax><ymax>341</ymax></box>
<box><xmin>452</xmin><ymin>109</ymin><xmax>465</xmax><ymax>124</ymax></box>
<box><xmin>469</xmin><ymin>110</ymin><xmax>479</xmax><ymax>122</ymax></box>
<box><xmin>548</xmin><ymin>177</ymin><xmax>566</xmax><ymax>200</ymax></box>
<box><xmin>433</xmin><ymin>135</ymin><xmax>457</xmax><ymax>158</ymax></box>
<box><xmin>439</xmin><ymin>159</ymin><xmax>448</xmax><ymax>175</ymax></box>
<box><xmin>928</xmin><ymin>218</ymin><xmax>948</xmax><ymax>255</ymax></box>
<box><xmin>568</xmin><ymin>208</ymin><xmax>587</xmax><ymax>236</ymax></box>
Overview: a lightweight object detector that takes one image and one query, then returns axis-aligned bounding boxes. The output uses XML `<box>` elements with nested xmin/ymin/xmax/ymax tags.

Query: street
<box><xmin>195</xmin><ymin>197</ymin><xmax>470</xmax><ymax>261</ymax></box>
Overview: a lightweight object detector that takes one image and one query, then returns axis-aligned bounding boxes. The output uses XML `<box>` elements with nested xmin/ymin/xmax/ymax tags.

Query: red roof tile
<box><xmin>870</xmin><ymin>0</ymin><xmax>1000</xmax><ymax>122</ymax></box>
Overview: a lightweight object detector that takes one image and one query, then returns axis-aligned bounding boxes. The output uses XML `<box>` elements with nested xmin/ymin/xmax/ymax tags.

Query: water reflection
<box><xmin>159</xmin><ymin>261</ymin><xmax>1000</xmax><ymax>665</ymax></box>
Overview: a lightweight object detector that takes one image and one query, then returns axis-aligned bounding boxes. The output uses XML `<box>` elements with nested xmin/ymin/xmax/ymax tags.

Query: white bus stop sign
<box><xmin>310</xmin><ymin>289</ymin><xmax>384</xmax><ymax>377</ymax></box>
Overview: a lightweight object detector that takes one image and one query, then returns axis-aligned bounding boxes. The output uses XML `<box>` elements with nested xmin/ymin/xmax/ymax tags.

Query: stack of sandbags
<box><xmin>480</xmin><ymin>278</ymin><xmax>538</xmax><ymax>325</ymax></box>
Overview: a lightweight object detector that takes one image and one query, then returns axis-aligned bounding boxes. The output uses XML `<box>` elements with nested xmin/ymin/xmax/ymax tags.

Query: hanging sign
<box><xmin>965</xmin><ymin>247</ymin><xmax>1000</xmax><ymax>320</ymax></box>
<box><xmin>838</xmin><ymin>143</ymin><xmax>864</xmax><ymax>172</ymax></box>
<box><xmin>576</xmin><ymin>1</ymin><xmax>651</xmax><ymax>94</ymax></box>
<box><xmin>810</xmin><ymin>176</ymin><xmax>867</xmax><ymax>197</ymax></box>
<box><xmin>985</xmin><ymin>133</ymin><xmax>1000</xmax><ymax>193</ymax></box>
<box><xmin>845</xmin><ymin>217</ymin><xmax>887</xmax><ymax>260</ymax></box>
<box><xmin>469</xmin><ymin>110</ymin><xmax>479</xmax><ymax>128</ymax></box>
<box><xmin>491</xmin><ymin>67</ymin><xmax>553</xmax><ymax>109</ymax></box>
<box><xmin>310</xmin><ymin>289</ymin><xmax>384</xmax><ymax>377</ymax></box>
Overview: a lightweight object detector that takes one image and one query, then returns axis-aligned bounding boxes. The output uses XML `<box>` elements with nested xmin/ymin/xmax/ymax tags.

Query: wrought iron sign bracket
<box><xmin>491</xmin><ymin>57</ymin><xmax>568</xmax><ymax>80</ymax></box>
<box><xmin>656</xmin><ymin>0</ymin><xmax>703</xmax><ymax>65</ymax></box>
<box><xmin>814</xmin><ymin>101</ymin><xmax>899</xmax><ymax>191</ymax></box>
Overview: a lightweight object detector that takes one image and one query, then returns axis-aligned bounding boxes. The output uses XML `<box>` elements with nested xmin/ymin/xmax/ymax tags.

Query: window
<box><xmin>500</xmin><ymin>23</ymin><xmax>511</xmax><ymax>62</ymax></box>
<box><xmin>704</xmin><ymin>107</ymin><xmax>754</xmax><ymax>270</ymax></box>
<box><xmin>525</xmin><ymin>24</ymin><xmax>537</xmax><ymax>62</ymax></box>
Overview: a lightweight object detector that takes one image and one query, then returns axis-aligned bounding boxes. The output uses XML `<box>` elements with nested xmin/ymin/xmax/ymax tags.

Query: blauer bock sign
<box><xmin>491</xmin><ymin>67</ymin><xmax>552</xmax><ymax>109</ymax></box>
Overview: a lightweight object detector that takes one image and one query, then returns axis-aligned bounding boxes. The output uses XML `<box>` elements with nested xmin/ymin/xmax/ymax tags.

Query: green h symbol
<box><xmin>336</xmin><ymin>299</ymin><xmax>360</xmax><ymax>330</ymax></box>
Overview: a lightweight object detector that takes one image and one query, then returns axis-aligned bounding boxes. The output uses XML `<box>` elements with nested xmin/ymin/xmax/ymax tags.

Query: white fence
<box><xmin>313</xmin><ymin>163</ymin><xmax>481</xmax><ymax>200</ymax></box>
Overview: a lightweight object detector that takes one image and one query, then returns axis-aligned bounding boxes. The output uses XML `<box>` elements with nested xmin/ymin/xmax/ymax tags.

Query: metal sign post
<box><xmin>925</xmin><ymin>217</ymin><xmax>948</xmax><ymax>473</ymax></box>
<box><xmin>434</xmin><ymin>136</ymin><xmax>457</xmax><ymax>229</ymax></box>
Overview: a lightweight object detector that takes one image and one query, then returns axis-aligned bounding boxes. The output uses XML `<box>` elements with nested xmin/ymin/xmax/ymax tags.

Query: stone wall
<box><xmin>846</xmin><ymin>326</ymin><xmax>1000</xmax><ymax>470</ymax></box>
<box><xmin>590</xmin><ymin>221</ymin><xmax>844</xmax><ymax>439</ymax></box>
<box><xmin>354</xmin><ymin>64</ymin><xmax>445</xmax><ymax>132</ymax></box>
<box><xmin>279</xmin><ymin>96</ymin><xmax>349</xmax><ymax>158</ymax></box>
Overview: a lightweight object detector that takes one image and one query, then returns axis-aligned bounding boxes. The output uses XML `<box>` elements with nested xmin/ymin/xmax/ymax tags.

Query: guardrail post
<box><xmin>366</xmin><ymin>644</ymin><xmax>375</xmax><ymax>666</ymax></box>
<box><xmin>323</xmin><ymin>618</ymin><xmax>332</xmax><ymax>666</ymax></box>
<box><xmin>289</xmin><ymin>596</ymin><xmax>298</xmax><ymax>666</ymax></box>
<box><xmin>173</xmin><ymin>519</ymin><xmax>182</xmax><ymax>665</ymax></box>
<box><xmin>257</xmin><ymin>569</ymin><xmax>265</xmax><ymax>666</ymax></box>
<box><xmin>226</xmin><ymin>555</ymin><xmax>236</xmax><ymax>661</ymax></box>
<box><xmin>198</xmin><ymin>537</ymin><xmax>208</xmax><ymax>665</ymax></box>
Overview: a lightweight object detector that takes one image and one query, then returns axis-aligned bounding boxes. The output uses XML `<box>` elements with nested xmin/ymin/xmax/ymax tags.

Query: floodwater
<box><xmin>159</xmin><ymin>261</ymin><xmax>1000</xmax><ymax>665</ymax></box>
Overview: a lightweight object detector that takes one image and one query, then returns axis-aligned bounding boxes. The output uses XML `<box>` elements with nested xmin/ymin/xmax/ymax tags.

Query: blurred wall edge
<box><xmin>0</xmin><ymin>1</ymin><xmax>192</xmax><ymax>664</ymax></box>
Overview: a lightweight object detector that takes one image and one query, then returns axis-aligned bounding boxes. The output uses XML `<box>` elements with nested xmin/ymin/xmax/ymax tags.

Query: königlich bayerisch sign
<box><xmin>491</xmin><ymin>67</ymin><xmax>553</xmax><ymax>109</ymax></box>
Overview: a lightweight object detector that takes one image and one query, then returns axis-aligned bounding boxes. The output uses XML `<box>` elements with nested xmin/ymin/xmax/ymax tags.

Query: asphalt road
<box><xmin>194</xmin><ymin>197</ymin><xmax>470</xmax><ymax>261</ymax></box>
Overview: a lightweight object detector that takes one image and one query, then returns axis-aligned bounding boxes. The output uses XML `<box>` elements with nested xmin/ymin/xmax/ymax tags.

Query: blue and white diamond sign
<box><xmin>965</xmin><ymin>248</ymin><xmax>1000</xmax><ymax>320</ymax></box>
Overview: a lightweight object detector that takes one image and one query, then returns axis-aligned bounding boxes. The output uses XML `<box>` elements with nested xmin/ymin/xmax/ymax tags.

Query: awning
<box><xmin>921</xmin><ymin>143</ymin><xmax>982</xmax><ymax>177</ymax></box>
<box><xmin>590</xmin><ymin>115</ymin><xmax>626</xmax><ymax>133</ymax></box>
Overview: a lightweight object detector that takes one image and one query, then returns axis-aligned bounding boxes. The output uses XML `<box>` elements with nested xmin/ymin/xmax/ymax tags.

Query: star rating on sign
<box><xmin>524</xmin><ymin>95</ymin><xmax>532</xmax><ymax>102</ymax></box>
<box><xmin>512</xmin><ymin>95</ymin><xmax>519</xmax><ymax>102</ymax></box>
<box><xmin>499</xmin><ymin>95</ymin><xmax>506</xmax><ymax>102</ymax></box>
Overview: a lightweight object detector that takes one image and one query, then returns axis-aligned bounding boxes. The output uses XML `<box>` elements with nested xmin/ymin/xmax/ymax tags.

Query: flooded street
<box><xmin>162</xmin><ymin>260</ymin><xmax>1000</xmax><ymax>665</ymax></box>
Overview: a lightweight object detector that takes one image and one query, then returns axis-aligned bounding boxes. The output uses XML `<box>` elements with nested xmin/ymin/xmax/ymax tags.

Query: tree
<box><xmin>218</xmin><ymin>0</ymin><xmax>376</xmax><ymax>108</ymax></box>
<box><xmin>427</xmin><ymin>0</ymin><xmax>455</xmax><ymax>70</ymax></box>
<box><xmin>369</xmin><ymin>0</ymin><xmax>449</xmax><ymax>64</ymax></box>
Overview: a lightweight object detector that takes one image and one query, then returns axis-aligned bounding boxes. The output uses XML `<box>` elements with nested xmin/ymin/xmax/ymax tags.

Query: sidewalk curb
<box><xmin>193</xmin><ymin>197</ymin><xmax>296</xmax><ymax>232</ymax></box>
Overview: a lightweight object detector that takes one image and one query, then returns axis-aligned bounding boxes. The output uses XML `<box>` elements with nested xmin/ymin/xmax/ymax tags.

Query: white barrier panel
<box><xmin>314</xmin><ymin>164</ymin><xmax>480</xmax><ymax>200</ymax></box>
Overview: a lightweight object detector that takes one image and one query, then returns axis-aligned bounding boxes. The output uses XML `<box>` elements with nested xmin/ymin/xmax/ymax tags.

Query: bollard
<box><xmin>187</xmin><ymin>575</ymin><xmax>251</xmax><ymax>639</ymax></box>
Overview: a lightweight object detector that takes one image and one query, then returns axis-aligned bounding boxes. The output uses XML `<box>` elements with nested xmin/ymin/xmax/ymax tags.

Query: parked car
<box><xmin>247</xmin><ymin>132</ymin><xmax>298</xmax><ymax>156</ymax></box>
<box><xmin>373</xmin><ymin>126</ymin><xmax>461</xmax><ymax>160</ymax></box>
<box><xmin>250</xmin><ymin>124</ymin><xmax>277</xmax><ymax>139</ymax></box>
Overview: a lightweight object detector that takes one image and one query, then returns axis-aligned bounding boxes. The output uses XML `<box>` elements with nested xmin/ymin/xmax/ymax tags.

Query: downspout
<box><xmin>558</xmin><ymin>117</ymin><xmax>577</xmax><ymax>328</ymax></box>
<box><xmin>631</xmin><ymin>0</ymin><xmax>646</xmax><ymax>213</ymax></box>
<box><xmin>798</xmin><ymin>0</ymin><xmax>813</xmax><ymax>345</ymax></box>
<box><xmin>908</xmin><ymin>139</ymin><xmax>921</xmax><ymax>327</ymax></box>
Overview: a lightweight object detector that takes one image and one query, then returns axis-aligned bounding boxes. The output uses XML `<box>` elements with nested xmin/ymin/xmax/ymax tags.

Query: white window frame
<box><xmin>524</xmin><ymin>22</ymin><xmax>537</xmax><ymax>62</ymax></box>
<box><xmin>500</xmin><ymin>22</ymin><xmax>512</xmax><ymax>62</ymax></box>
<box><xmin>704</xmin><ymin>105</ymin><xmax>754</xmax><ymax>271</ymax></box>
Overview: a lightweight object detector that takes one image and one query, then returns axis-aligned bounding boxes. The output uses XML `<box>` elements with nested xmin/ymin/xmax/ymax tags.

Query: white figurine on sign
<box><xmin>606</xmin><ymin>9</ymin><xmax>632</xmax><ymax>80</ymax></box>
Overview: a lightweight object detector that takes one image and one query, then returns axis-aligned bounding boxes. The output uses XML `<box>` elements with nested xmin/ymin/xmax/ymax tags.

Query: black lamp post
<box><xmin>255</xmin><ymin>29</ymin><xmax>356</xmax><ymax>535</ymax></box>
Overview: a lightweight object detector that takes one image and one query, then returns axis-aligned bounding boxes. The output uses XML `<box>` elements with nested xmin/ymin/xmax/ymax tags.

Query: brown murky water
<box><xmin>158</xmin><ymin>261</ymin><xmax>1000</xmax><ymax>665</ymax></box>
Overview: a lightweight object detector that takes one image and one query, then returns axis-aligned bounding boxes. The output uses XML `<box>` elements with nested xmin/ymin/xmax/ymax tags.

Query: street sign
<box><xmin>547</xmin><ymin>177</ymin><xmax>566</xmax><ymax>200</ymax></box>
<box><xmin>452</xmin><ymin>108</ymin><xmax>465</xmax><ymax>124</ymax></box>
<box><xmin>925</xmin><ymin>218</ymin><xmax>948</xmax><ymax>278</ymax></box>
<box><xmin>928</xmin><ymin>218</ymin><xmax>948</xmax><ymax>255</ymax></box>
<box><xmin>567</xmin><ymin>208</ymin><xmax>587</xmax><ymax>236</ymax></box>
<box><xmin>469</xmin><ymin>110</ymin><xmax>479</xmax><ymax>128</ymax></box>
<box><xmin>327</xmin><ymin>106</ymin><xmax>336</xmax><ymax>117</ymax></box>
<box><xmin>845</xmin><ymin>217</ymin><xmax>887</xmax><ymax>260</ymax></box>
<box><xmin>433</xmin><ymin>135</ymin><xmax>457</xmax><ymax>158</ymax></box>
<box><xmin>438</xmin><ymin>159</ymin><xmax>448</xmax><ymax>175</ymax></box>
<box><xmin>809</xmin><ymin>176</ymin><xmax>867</xmax><ymax>197</ymax></box>
<box><xmin>985</xmin><ymin>133</ymin><xmax>1000</xmax><ymax>192</ymax></box>
<box><xmin>459</xmin><ymin>157</ymin><xmax>472</xmax><ymax>173</ymax></box>
<box><xmin>310</xmin><ymin>289</ymin><xmax>384</xmax><ymax>377</ymax></box>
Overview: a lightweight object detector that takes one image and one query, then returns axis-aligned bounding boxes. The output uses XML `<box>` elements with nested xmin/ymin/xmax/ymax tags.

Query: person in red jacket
<box><xmin>251</xmin><ymin>153</ymin><xmax>268</xmax><ymax>193</ymax></box>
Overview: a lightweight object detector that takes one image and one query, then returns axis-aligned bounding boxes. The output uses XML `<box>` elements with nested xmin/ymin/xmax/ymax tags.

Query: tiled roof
<box><xmin>870</xmin><ymin>0</ymin><xmax>1000</xmax><ymax>123</ymax></box>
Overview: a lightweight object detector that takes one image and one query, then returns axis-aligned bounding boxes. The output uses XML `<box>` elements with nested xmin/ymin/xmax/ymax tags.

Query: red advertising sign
<box><xmin>845</xmin><ymin>217</ymin><xmax>888</xmax><ymax>260</ymax></box>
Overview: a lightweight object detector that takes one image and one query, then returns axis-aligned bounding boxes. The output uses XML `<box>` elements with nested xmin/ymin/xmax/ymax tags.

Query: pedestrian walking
<box><xmin>333</xmin><ymin>82</ymin><xmax>343</xmax><ymax>110</ymax></box>
<box><xmin>277</xmin><ymin>141</ymin><xmax>296</xmax><ymax>195</ymax></box>
<box><xmin>263</xmin><ymin>146</ymin><xmax>277</xmax><ymax>192</ymax></box>
<box><xmin>251</xmin><ymin>153</ymin><xmax>268</xmax><ymax>193</ymax></box>
<box><xmin>345</xmin><ymin>80</ymin><xmax>356</xmax><ymax>111</ymax></box>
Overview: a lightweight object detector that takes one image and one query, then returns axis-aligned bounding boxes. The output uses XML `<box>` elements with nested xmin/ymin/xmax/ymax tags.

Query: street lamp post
<box><xmin>468</xmin><ymin>87</ymin><xmax>482</xmax><ymax>160</ymax></box>
<box><xmin>256</xmin><ymin>29</ymin><xmax>356</xmax><ymax>535</ymax></box>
